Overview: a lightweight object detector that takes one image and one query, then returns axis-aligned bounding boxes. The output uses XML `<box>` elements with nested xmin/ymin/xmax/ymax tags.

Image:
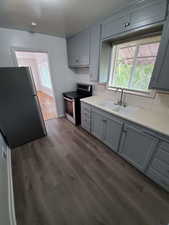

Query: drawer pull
<box><xmin>102</xmin><ymin>119</ymin><xmax>107</xmax><ymax>123</ymax></box>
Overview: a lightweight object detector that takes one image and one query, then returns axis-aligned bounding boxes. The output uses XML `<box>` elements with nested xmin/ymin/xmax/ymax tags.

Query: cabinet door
<box><xmin>128</xmin><ymin>0</ymin><xmax>167</xmax><ymax>32</ymax></box>
<box><xmin>104</xmin><ymin>117</ymin><xmax>123</xmax><ymax>152</ymax></box>
<box><xmin>119</xmin><ymin>125</ymin><xmax>158</xmax><ymax>171</ymax></box>
<box><xmin>149</xmin><ymin>15</ymin><xmax>169</xmax><ymax>91</ymax></box>
<box><xmin>90</xmin><ymin>24</ymin><xmax>101</xmax><ymax>82</ymax></box>
<box><xmin>101</xmin><ymin>14</ymin><xmax>129</xmax><ymax>40</ymax></box>
<box><xmin>67</xmin><ymin>29</ymin><xmax>90</xmax><ymax>68</ymax></box>
<box><xmin>91</xmin><ymin>111</ymin><xmax>106</xmax><ymax>142</ymax></box>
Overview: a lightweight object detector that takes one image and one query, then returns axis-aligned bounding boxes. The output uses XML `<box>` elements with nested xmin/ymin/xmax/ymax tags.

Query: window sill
<box><xmin>107</xmin><ymin>86</ymin><xmax>156</xmax><ymax>99</ymax></box>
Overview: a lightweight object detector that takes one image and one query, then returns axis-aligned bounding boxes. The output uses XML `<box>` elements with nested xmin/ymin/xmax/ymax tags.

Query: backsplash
<box><xmin>75</xmin><ymin>74</ymin><xmax>169</xmax><ymax>114</ymax></box>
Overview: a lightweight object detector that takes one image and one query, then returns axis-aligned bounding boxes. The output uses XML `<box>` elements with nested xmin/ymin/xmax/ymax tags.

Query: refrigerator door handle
<box><xmin>26</xmin><ymin>67</ymin><xmax>37</xmax><ymax>96</ymax></box>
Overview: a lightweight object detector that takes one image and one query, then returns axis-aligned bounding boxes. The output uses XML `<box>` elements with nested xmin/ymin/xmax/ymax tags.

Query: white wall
<box><xmin>0</xmin><ymin>27</ymin><xmax>76</xmax><ymax>117</ymax></box>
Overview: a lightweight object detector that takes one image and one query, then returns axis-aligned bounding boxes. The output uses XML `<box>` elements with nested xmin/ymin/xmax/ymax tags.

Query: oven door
<box><xmin>64</xmin><ymin>97</ymin><xmax>76</xmax><ymax>124</ymax></box>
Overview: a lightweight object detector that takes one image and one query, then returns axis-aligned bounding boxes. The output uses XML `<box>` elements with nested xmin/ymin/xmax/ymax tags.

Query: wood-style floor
<box><xmin>37</xmin><ymin>91</ymin><xmax>57</xmax><ymax>121</ymax></box>
<box><xmin>12</xmin><ymin>118</ymin><xmax>169</xmax><ymax>225</ymax></box>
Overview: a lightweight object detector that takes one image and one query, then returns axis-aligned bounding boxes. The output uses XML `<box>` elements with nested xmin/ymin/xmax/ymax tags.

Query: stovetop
<box><xmin>63</xmin><ymin>91</ymin><xmax>91</xmax><ymax>99</ymax></box>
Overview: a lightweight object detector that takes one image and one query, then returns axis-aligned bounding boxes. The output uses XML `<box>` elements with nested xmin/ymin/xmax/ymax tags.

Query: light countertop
<box><xmin>81</xmin><ymin>96</ymin><xmax>169</xmax><ymax>138</ymax></box>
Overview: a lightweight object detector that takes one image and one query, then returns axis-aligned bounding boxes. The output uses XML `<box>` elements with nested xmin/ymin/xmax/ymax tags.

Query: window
<box><xmin>108</xmin><ymin>35</ymin><xmax>161</xmax><ymax>93</ymax></box>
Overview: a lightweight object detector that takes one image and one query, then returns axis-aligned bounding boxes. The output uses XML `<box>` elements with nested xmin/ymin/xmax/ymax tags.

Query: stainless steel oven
<box><xmin>64</xmin><ymin>97</ymin><xmax>76</xmax><ymax>124</ymax></box>
<box><xmin>63</xmin><ymin>83</ymin><xmax>93</xmax><ymax>125</ymax></box>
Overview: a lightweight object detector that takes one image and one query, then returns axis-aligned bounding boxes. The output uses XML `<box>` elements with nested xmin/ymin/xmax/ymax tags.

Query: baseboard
<box><xmin>7</xmin><ymin>148</ymin><xmax>17</xmax><ymax>225</ymax></box>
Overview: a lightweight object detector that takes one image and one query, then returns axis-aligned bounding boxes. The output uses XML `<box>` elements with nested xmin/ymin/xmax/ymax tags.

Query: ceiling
<box><xmin>0</xmin><ymin>0</ymin><xmax>135</xmax><ymax>37</ymax></box>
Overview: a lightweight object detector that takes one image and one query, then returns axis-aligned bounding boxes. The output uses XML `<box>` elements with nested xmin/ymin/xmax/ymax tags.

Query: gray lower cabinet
<box><xmin>81</xmin><ymin>102</ymin><xmax>91</xmax><ymax>132</ymax></box>
<box><xmin>91</xmin><ymin>107</ymin><xmax>123</xmax><ymax>152</ymax></box>
<box><xmin>149</xmin><ymin>15</ymin><xmax>169</xmax><ymax>91</ymax></box>
<box><xmin>146</xmin><ymin>141</ymin><xmax>169</xmax><ymax>192</ymax></box>
<box><xmin>91</xmin><ymin>110</ymin><xmax>105</xmax><ymax>141</ymax></box>
<box><xmin>81</xmin><ymin>102</ymin><xmax>169</xmax><ymax>191</ymax></box>
<box><xmin>119</xmin><ymin>124</ymin><xmax>158</xmax><ymax>172</ymax></box>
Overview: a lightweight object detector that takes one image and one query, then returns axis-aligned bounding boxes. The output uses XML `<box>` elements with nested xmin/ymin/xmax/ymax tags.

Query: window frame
<box><xmin>108</xmin><ymin>35</ymin><xmax>161</xmax><ymax>97</ymax></box>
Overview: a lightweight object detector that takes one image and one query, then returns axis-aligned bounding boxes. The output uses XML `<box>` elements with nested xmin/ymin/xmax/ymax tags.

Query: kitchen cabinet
<box><xmin>146</xmin><ymin>141</ymin><xmax>169</xmax><ymax>192</ymax></box>
<box><xmin>91</xmin><ymin>110</ymin><xmax>105</xmax><ymax>141</ymax></box>
<box><xmin>128</xmin><ymin>0</ymin><xmax>167</xmax><ymax>32</ymax></box>
<box><xmin>101</xmin><ymin>14</ymin><xmax>129</xmax><ymax>40</ymax></box>
<box><xmin>89</xmin><ymin>24</ymin><xmax>101</xmax><ymax>81</ymax></box>
<box><xmin>99</xmin><ymin>42</ymin><xmax>112</xmax><ymax>83</ymax></box>
<box><xmin>101</xmin><ymin>0</ymin><xmax>167</xmax><ymax>40</ymax></box>
<box><xmin>81</xmin><ymin>102</ymin><xmax>91</xmax><ymax>132</ymax></box>
<box><xmin>149</xmin><ymin>15</ymin><xmax>169</xmax><ymax>91</ymax></box>
<box><xmin>91</xmin><ymin>107</ymin><xmax>123</xmax><ymax>152</ymax></box>
<box><xmin>119</xmin><ymin>124</ymin><xmax>158</xmax><ymax>172</ymax></box>
<box><xmin>67</xmin><ymin>29</ymin><xmax>90</xmax><ymax>68</ymax></box>
<box><xmin>103</xmin><ymin>116</ymin><xmax>123</xmax><ymax>152</ymax></box>
<box><xmin>80</xmin><ymin>101</ymin><xmax>169</xmax><ymax>191</ymax></box>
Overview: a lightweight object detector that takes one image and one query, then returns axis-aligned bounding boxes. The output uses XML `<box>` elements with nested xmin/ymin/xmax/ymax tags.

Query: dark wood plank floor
<box><xmin>12</xmin><ymin>118</ymin><xmax>169</xmax><ymax>225</ymax></box>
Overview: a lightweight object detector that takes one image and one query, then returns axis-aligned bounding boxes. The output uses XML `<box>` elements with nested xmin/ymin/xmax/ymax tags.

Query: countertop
<box><xmin>81</xmin><ymin>96</ymin><xmax>169</xmax><ymax>138</ymax></box>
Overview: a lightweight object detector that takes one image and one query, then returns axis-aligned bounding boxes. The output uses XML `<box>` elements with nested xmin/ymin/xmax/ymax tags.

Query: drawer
<box><xmin>155</xmin><ymin>148</ymin><xmax>169</xmax><ymax>165</ymax></box>
<box><xmin>146</xmin><ymin>168</ymin><xmax>169</xmax><ymax>192</ymax></box>
<box><xmin>151</xmin><ymin>158</ymin><xmax>169</xmax><ymax>179</ymax></box>
<box><xmin>92</xmin><ymin>106</ymin><xmax>123</xmax><ymax>124</ymax></box>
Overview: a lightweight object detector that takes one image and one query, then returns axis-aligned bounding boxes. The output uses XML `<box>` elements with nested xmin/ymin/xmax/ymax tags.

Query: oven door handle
<box><xmin>64</xmin><ymin>97</ymin><xmax>74</xmax><ymax>102</ymax></box>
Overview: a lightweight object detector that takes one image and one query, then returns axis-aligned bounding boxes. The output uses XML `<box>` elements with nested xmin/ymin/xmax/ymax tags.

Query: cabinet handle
<box><xmin>124</xmin><ymin>22</ymin><xmax>130</xmax><ymax>27</ymax></box>
<box><xmin>102</xmin><ymin>119</ymin><xmax>107</xmax><ymax>123</ymax></box>
<box><xmin>2</xmin><ymin>150</ymin><xmax>6</xmax><ymax>159</ymax></box>
<box><xmin>75</xmin><ymin>59</ymin><xmax>79</xmax><ymax>63</ymax></box>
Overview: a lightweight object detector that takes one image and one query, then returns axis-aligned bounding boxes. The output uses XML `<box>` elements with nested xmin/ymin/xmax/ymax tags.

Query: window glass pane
<box><xmin>130</xmin><ymin>42</ymin><xmax>160</xmax><ymax>91</ymax></box>
<box><xmin>109</xmin><ymin>35</ymin><xmax>161</xmax><ymax>93</ymax></box>
<box><xmin>112</xmin><ymin>46</ymin><xmax>136</xmax><ymax>88</ymax></box>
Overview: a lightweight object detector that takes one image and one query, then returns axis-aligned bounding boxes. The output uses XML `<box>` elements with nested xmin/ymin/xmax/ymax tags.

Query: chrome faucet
<box><xmin>115</xmin><ymin>88</ymin><xmax>126</xmax><ymax>107</ymax></box>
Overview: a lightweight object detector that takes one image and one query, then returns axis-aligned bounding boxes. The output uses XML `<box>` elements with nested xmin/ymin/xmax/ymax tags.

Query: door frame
<box><xmin>10</xmin><ymin>47</ymin><xmax>58</xmax><ymax>118</ymax></box>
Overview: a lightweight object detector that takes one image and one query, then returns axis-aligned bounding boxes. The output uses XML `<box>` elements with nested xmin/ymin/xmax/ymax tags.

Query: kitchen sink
<box><xmin>98</xmin><ymin>100</ymin><xmax>138</xmax><ymax>114</ymax></box>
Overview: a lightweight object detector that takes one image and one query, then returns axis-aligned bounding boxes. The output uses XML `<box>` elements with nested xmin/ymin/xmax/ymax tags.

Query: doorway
<box><xmin>14</xmin><ymin>51</ymin><xmax>57</xmax><ymax>121</ymax></box>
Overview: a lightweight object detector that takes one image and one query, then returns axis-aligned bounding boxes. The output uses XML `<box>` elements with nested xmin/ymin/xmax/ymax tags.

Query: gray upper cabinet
<box><xmin>119</xmin><ymin>124</ymin><xmax>158</xmax><ymax>172</ymax></box>
<box><xmin>67</xmin><ymin>29</ymin><xmax>90</xmax><ymax>68</ymax></box>
<box><xmin>128</xmin><ymin>0</ymin><xmax>167</xmax><ymax>31</ymax></box>
<box><xmin>101</xmin><ymin>0</ymin><xmax>167</xmax><ymax>40</ymax></box>
<box><xmin>91</xmin><ymin>107</ymin><xmax>123</xmax><ymax>152</ymax></box>
<box><xmin>89</xmin><ymin>24</ymin><xmax>101</xmax><ymax>81</ymax></box>
<box><xmin>101</xmin><ymin>14</ymin><xmax>129</xmax><ymax>40</ymax></box>
<box><xmin>149</xmin><ymin>15</ymin><xmax>169</xmax><ymax>91</ymax></box>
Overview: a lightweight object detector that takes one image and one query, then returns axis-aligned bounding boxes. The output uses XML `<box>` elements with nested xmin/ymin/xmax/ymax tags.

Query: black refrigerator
<box><xmin>0</xmin><ymin>67</ymin><xmax>47</xmax><ymax>148</ymax></box>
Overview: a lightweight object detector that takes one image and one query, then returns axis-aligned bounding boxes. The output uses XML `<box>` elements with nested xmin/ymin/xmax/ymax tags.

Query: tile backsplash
<box><xmin>94</xmin><ymin>84</ymin><xmax>169</xmax><ymax>114</ymax></box>
<box><xmin>75</xmin><ymin>74</ymin><xmax>169</xmax><ymax>114</ymax></box>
